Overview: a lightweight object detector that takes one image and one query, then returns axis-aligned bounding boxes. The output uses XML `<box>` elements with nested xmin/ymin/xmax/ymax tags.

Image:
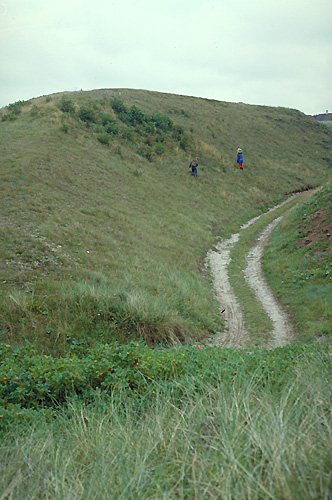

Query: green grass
<box><xmin>320</xmin><ymin>121</ymin><xmax>332</xmax><ymax>128</ymax></box>
<box><xmin>1</xmin><ymin>89</ymin><xmax>331</xmax><ymax>352</ymax></box>
<box><xmin>1</xmin><ymin>89</ymin><xmax>332</xmax><ymax>498</ymax></box>
<box><xmin>262</xmin><ymin>185</ymin><xmax>332</xmax><ymax>342</ymax></box>
<box><xmin>1</xmin><ymin>343</ymin><xmax>331</xmax><ymax>499</ymax></box>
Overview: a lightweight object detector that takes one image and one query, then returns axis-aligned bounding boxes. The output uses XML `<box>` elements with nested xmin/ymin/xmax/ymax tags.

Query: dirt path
<box><xmin>207</xmin><ymin>198</ymin><xmax>296</xmax><ymax>348</ymax></box>
<box><xmin>244</xmin><ymin>216</ymin><xmax>294</xmax><ymax>348</ymax></box>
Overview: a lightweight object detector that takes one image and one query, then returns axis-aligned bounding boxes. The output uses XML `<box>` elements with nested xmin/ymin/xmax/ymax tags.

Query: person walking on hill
<box><xmin>189</xmin><ymin>157</ymin><xmax>198</xmax><ymax>177</ymax></box>
<box><xmin>236</xmin><ymin>146</ymin><xmax>244</xmax><ymax>170</ymax></box>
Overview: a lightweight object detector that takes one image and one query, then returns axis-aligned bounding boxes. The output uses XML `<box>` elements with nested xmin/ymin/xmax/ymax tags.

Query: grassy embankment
<box><xmin>1</xmin><ymin>90</ymin><xmax>332</xmax><ymax>498</ymax></box>
<box><xmin>263</xmin><ymin>184</ymin><xmax>332</xmax><ymax>342</ymax></box>
<box><xmin>1</xmin><ymin>89</ymin><xmax>331</xmax><ymax>352</ymax></box>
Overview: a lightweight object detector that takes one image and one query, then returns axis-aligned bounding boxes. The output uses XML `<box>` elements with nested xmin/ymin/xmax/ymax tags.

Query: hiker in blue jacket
<box><xmin>189</xmin><ymin>157</ymin><xmax>198</xmax><ymax>177</ymax></box>
<box><xmin>236</xmin><ymin>146</ymin><xmax>244</xmax><ymax>170</ymax></box>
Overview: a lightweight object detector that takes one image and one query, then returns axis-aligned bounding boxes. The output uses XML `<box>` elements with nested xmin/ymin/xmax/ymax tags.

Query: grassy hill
<box><xmin>1</xmin><ymin>89</ymin><xmax>332</xmax><ymax>498</ymax></box>
<box><xmin>1</xmin><ymin>88</ymin><xmax>331</xmax><ymax>353</ymax></box>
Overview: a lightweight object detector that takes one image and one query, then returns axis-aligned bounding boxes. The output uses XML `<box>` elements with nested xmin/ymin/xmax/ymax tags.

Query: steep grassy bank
<box><xmin>263</xmin><ymin>184</ymin><xmax>332</xmax><ymax>342</ymax></box>
<box><xmin>1</xmin><ymin>89</ymin><xmax>331</xmax><ymax>352</ymax></box>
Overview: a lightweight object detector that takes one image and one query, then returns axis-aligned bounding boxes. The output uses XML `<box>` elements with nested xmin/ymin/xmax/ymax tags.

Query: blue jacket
<box><xmin>237</xmin><ymin>153</ymin><xmax>243</xmax><ymax>163</ymax></box>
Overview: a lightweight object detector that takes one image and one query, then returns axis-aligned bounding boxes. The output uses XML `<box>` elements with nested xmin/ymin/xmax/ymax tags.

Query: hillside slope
<box><xmin>263</xmin><ymin>184</ymin><xmax>332</xmax><ymax>342</ymax></box>
<box><xmin>1</xmin><ymin>89</ymin><xmax>331</xmax><ymax>353</ymax></box>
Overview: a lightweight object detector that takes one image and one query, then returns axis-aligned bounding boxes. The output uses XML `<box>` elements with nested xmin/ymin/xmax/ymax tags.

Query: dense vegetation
<box><xmin>0</xmin><ymin>89</ymin><xmax>331</xmax><ymax>498</ymax></box>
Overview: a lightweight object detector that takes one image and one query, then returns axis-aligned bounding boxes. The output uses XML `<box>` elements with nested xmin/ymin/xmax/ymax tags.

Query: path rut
<box><xmin>207</xmin><ymin>198</ymin><xmax>296</xmax><ymax>348</ymax></box>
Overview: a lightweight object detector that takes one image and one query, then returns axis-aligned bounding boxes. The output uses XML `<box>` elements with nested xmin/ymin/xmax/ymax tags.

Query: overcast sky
<box><xmin>1</xmin><ymin>0</ymin><xmax>331</xmax><ymax>115</ymax></box>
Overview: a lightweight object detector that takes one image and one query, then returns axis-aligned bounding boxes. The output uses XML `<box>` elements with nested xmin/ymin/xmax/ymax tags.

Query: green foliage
<box><xmin>1</xmin><ymin>88</ymin><xmax>332</xmax><ymax>353</ymax></box>
<box><xmin>1</xmin><ymin>113</ymin><xmax>18</xmax><ymax>122</ymax></box>
<box><xmin>58</xmin><ymin>97</ymin><xmax>75</xmax><ymax>114</ymax></box>
<box><xmin>110</xmin><ymin>96</ymin><xmax>126</xmax><ymax>114</ymax></box>
<box><xmin>97</xmin><ymin>133</ymin><xmax>110</xmax><ymax>145</ymax></box>
<box><xmin>60</xmin><ymin>120</ymin><xmax>69</xmax><ymax>134</ymax></box>
<box><xmin>152</xmin><ymin>112</ymin><xmax>173</xmax><ymax>132</ymax></box>
<box><xmin>1</xmin><ymin>100</ymin><xmax>28</xmax><ymax>121</ymax></box>
<box><xmin>155</xmin><ymin>143</ymin><xmax>165</xmax><ymax>156</ymax></box>
<box><xmin>179</xmin><ymin>133</ymin><xmax>190</xmax><ymax>151</ymax></box>
<box><xmin>79</xmin><ymin>105</ymin><xmax>96</xmax><ymax>124</ymax></box>
<box><xmin>121</xmin><ymin>125</ymin><xmax>135</xmax><ymax>141</ymax></box>
<box><xmin>2</xmin><ymin>364</ymin><xmax>332</xmax><ymax>499</ymax></box>
<box><xmin>1</xmin><ymin>340</ymin><xmax>330</xmax><ymax>424</ymax></box>
<box><xmin>7</xmin><ymin>100</ymin><xmax>28</xmax><ymax>115</ymax></box>
<box><xmin>144</xmin><ymin>120</ymin><xmax>157</xmax><ymax>134</ymax></box>
<box><xmin>128</xmin><ymin>105</ymin><xmax>145</xmax><ymax>125</ymax></box>
<box><xmin>100</xmin><ymin>112</ymin><xmax>114</xmax><ymax>125</ymax></box>
<box><xmin>263</xmin><ymin>184</ymin><xmax>332</xmax><ymax>341</ymax></box>
<box><xmin>104</xmin><ymin>121</ymin><xmax>118</xmax><ymax>135</ymax></box>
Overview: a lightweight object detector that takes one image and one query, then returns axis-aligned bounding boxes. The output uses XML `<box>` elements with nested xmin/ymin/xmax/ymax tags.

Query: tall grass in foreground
<box><xmin>1</xmin><ymin>360</ymin><xmax>331</xmax><ymax>500</ymax></box>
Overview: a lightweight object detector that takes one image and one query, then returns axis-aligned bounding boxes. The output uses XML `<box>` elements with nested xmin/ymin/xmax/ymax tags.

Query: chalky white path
<box><xmin>244</xmin><ymin>216</ymin><xmax>294</xmax><ymax>347</ymax></box>
<box><xmin>207</xmin><ymin>196</ymin><xmax>296</xmax><ymax>348</ymax></box>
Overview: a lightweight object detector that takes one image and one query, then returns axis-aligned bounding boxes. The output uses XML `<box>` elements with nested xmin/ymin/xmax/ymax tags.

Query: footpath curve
<box><xmin>207</xmin><ymin>197</ymin><xmax>297</xmax><ymax>349</ymax></box>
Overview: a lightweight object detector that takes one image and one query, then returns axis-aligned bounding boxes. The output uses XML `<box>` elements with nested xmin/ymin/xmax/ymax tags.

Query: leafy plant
<box><xmin>79</xmin><ymin>106</ymin><xmax>96</xmax><ymax>124</ymax></box>
<box><xmin>58</xmin><ymin>97</ymin><xmax>75</xmax><ymax>114</ymax></box>
<box><xmin>97</xmin><ymin>133</ymin><xmax>110</xmax><ymax>145</ymax></box>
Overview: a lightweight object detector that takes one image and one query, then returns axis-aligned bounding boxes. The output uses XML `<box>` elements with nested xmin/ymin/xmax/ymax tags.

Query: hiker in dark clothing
<box><xmin>236</xmin><ymin>146</ymin><xmax>244</xmax><ymax>170</ymax></box>
<box><xmin>189</xmin><ymin>157</ymin><xmax>198</xmax><ymax>177</ymax></box>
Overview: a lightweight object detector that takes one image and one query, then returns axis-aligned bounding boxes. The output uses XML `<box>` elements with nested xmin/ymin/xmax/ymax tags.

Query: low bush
<box><xmin>7</xmin><ymin>100</ymin><xmax>28</xmax><ymax>116</ymax></box>
<box><xmin>155</xmin><ymin>143</ymin><xmax>165</xmax><ymax>156</ymax></box>
<box><xmin>152</xmin><ymin>112</ymin><xmax>173</xmax><ymax>132</ymax></box>
<box><xmin>79</xmin><ymin>105</ymin><xmax>96</xmax><ymax>124</ymax></box>
<box><xmin>1</xmin><ymin>341</ymin><xmax>331</xmax><ymax>428</ymax></box>
<box><xmin>58</xmin><ymin>97</ymin><xmax>75</xmax><ymax>114</ymax></box>
<box><xmin>104</xmin><ymin>121</ymin><xmax>118</xmax><ymax>135</ymax></box>
<box><xmin>110</xmin><ymin>96</ymin><xmax>126</xmax><ymax>114</ymax></box>
<box><xmin>97</xmin><ymin>133</ymin><xmax>110</xmax><ymax>145</ymax></box>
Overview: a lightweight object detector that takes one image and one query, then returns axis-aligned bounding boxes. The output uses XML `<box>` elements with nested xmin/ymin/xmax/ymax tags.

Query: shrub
<box><xmin>121</xmin><ymin>126</ymin><xmax>135</xmax><ymax>141</ymax></box>
<box><xmin>152</xmin><ymin>113</ymin><xmax>173</xmax><ymax>132</ymax></box>
<box><xmin>97</xmin><ymin>133</ymin><xmax>110</xmax><ymax>145</ymax></box>
<box><xmin>155</xmin><ymin>143</ymin><xmax>165</xmax><ymax>156</ymax></box>
<box><xmin>100</xmin><ymin>113</ymin><xmax>115</xmax><ymax>126</ymax></box>
<box><xmin>144</xmin><ymin>121</ymin><xmax>157</xmax><ymax>135</ymax></box>
<box><xmin>0</xmin><ymin>341</ymin><xmax>330</xmax><ymax>419</ymax></box>
<box><xmin>173</xmin><ymin>124</ymin><xmax>184</xmax><ymax>140</ymax></box>
<box><xmin>110</xmin><ymin>97</ymin><xmax>126</xmax><ymax>114</ymax></box>
<box><xmin>128</xmin><ymin>105</ymin><xmax>145</xmax><ymax>126</ymax></box>
<box><xmin>79</xmin><ymin>106</ymin><xmax>96</xmax><ymax>124</ymax></box>
<box><xmin>58</xmin><ymin>97</ymin><xmax>75</xmax><ymax>114</ymax></box>
<box><xmin>60</xmin><ymin>121</ymin><xmax>69</xmax><ymax>134</ymax></box>
<box><xmin>104</xmin><ymin>122</ymin><xmax>118</xmax><ymax>135</ymax></box>
<box><xmin>1</xmin><ymin>114</ymin><xmax>17</xmax><ymax>122</ymax></box>
<box><xmin>180</xmin><ymin>134</ymin><xmax>190</xmax><ymax>152</ymax></box>
<box><xmin>7</xmin><ymin>100</ymin><xmax>27</xmax><ymax>116</ymax></box>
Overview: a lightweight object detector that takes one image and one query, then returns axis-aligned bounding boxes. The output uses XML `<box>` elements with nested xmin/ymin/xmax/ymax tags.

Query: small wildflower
<box><xmin>197</xmin><ymin>345</ymin><xmax>202</xmax><ymax>349</ymax></box>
